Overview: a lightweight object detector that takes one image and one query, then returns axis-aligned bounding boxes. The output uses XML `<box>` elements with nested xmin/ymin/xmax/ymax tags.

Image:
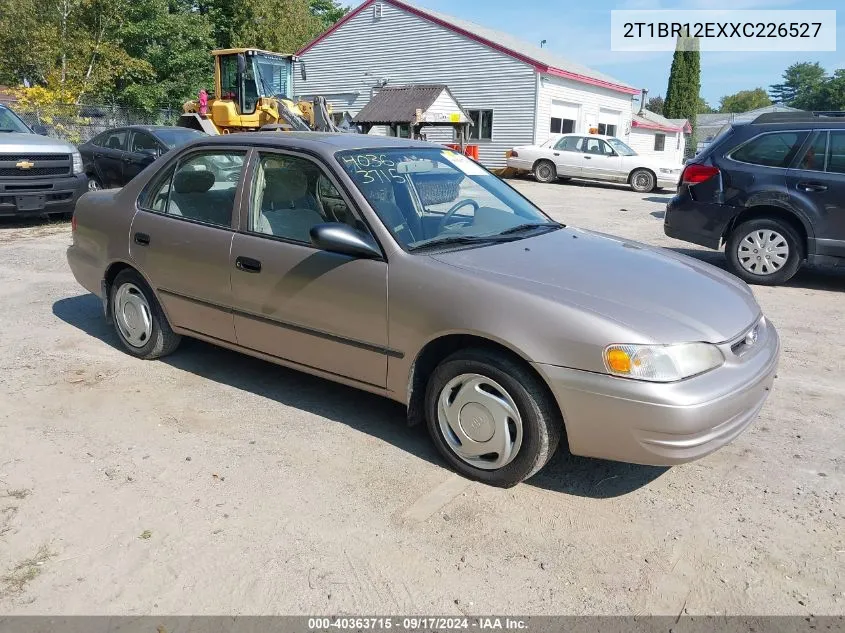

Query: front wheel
<box><xmin>110</xmin><ymin>269</ymin><xmax>181</xmax><ymax>359</ymax></box>
<box><xmin>629</xmin><ymin>168</ymin><xmax>656</xmax><ymax>193</ymax></box>
<box><xmin>425</xmin><ymin>349</ymin><xmax>562</xmax><ymax>487</ymax></box>
<box><xmin>533</xmin><ymin>160</ymin><xmax>557</xmax><ymax>184</ymax></box>
<box><xmin>726</xmin><ymin>218</ymin><xmax>802</xmax><ymax>285</ymax></box>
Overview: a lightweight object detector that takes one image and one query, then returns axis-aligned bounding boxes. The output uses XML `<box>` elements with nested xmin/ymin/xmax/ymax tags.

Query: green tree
<box><xmin>794</xmin><ymin>68</ymin><xmax>845</xmax><ymax>111</ymax></box>
<box><xmin>718</xmin><ymin>88</ymin><xmax>772</xmax><ymax>113</ymax></box>
<box><xmin>309</xmin><ymin>0</ymin><xmax>349</xmax><ymax>31</ymax></box>
<box><xmin>663</xmin><ymin>33</ymin><xmax>701</xmax><ymax>131</ymax></box>
<box><xmin>645</xmin><ymin>95</ymin><xmax>663</xmax><ymax>115</ymax></box>
<box><xmin>769</xmin><ymin>61</ymin><xmax>826</xmax><ymax>105</ymax></box>
<box><xmin>696</xmin><ymin>96</ymin><xmax>715</xmax><ymax>113</ymax></box>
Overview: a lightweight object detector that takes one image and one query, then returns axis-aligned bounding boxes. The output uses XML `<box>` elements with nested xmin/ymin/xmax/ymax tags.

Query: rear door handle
<box><xmin>797</xmin><ymin>182</ymin><xmax>827</xmax><ymax>192</ymax></box>
<box><xmin>134</xmin><ymin>232</ymin><xmax>150</xmax><ymax>246</ymax></box>
<box><xmin>235</xmin><ymin>256</ymin><xmax>262</xmax><ymax>273</ymax></box>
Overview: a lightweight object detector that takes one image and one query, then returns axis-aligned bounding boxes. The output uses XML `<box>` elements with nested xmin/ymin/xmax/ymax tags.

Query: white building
<box><xmin>293</xmin><ymin>0</ymin><xmax>640</xmax><ymax>167</ymax></box>
<box><xmin>627</xmin><ymin>110</ymin><xmax>691</xmax><ymax>165</ymax></box>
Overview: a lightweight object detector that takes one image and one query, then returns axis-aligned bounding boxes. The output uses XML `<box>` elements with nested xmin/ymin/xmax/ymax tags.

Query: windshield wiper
<box><xmin>496</xmin><ymin>222</ymin><xmax>563</xmax><ymax>236</ymax></box>
<box><xmin>410</xmin><ymin>234</ymin><xmax>515</xmax><ymax>251</ymax></box>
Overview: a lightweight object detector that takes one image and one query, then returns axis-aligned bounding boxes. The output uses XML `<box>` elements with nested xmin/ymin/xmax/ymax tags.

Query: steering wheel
<box><xmin>438</xmin><ymin>199</ymin><xmax>479</xmax><ymax>232</ymax></box>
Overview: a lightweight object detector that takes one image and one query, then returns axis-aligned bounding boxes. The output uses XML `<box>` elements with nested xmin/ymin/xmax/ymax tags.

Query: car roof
<box><xmin>186</xmin><ymin>131</ymin><xmax>437</xmax><ymax>155</ymax></box>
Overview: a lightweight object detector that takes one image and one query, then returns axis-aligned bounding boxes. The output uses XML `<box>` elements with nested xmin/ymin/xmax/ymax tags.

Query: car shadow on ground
<box><xmin>52</xmin><ymin>293</ymin><xmax>666</xmax><ymax>498</ymax></box>
<box><xmin>669</xmin><ymin>247</ymin><xmax>845</xmax><ymax>291</ymax></box>
<box><xmin>0</xmin><ymin>214</ymin><xmax>70</xmax><ymax>229</ymax></box>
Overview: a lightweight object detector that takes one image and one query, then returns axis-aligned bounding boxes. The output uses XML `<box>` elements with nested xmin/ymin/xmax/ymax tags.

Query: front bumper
<box><xmin>656</xmin><ymin>174</ymin><xmax>681</xmax><ymax>189</ymax></box>
<box><xmin>0</xmin><ymin>173</ymin><xmax>88</xmax><ymax>216</ymax></box>
<box><xmin>534</xmin><ymin>319</ymin><xmax>780</xmax><ymax>466</ymax></box>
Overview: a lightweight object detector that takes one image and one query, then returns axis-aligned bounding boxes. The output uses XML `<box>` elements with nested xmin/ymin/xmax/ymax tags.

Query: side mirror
<box><xmin>139</xmin><ymin>148</ymin><xmax>159</xmax><ymax>163</ymax></box>
<box><xmin>237</xmin><ymin>54</ymin><xmax>246</xmax><ymax>75</ymax></box>
<box><xmin>300</xmin><ymin>60</ymin><xmax>307</xmax><ymax>82</ymax></box>
<box><xmin>32</xmin><ymin>124</ymin><xmax>48</xmax><ymax>136</ymax></box>
<box><xmin>310</xmin><ymin>223</ymin><xmax>382</xmax><ymax>259</ymax></box>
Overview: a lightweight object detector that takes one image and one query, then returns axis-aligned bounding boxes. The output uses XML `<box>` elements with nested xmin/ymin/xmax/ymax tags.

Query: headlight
<box><xmin>71</xmin><ymin>150</ymin><xmax>83</xmax><ymax>175</ymax></box>
<box><xmin>604</xmin><ymin>342</ymin><xmax>724</xmax><ymax>382</ymax></box>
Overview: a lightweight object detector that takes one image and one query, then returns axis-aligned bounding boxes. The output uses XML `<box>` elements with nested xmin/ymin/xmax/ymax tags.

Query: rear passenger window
<box><xmin>163</xmin><ymin>152</ymin><xmax>245</xmax><ymax>226</ymax></box>
<box><xmin>827</xmin><ymin>132</ymin><xmax>845</xmax><ymax>174</ymax></box>
<box><xmin>730</xmin><ymin>132</ymin><xmax>807</xmax><ymax>168</ymax></box>
<box><xmin>797</xmin><ymin>132</ymin><xmax>827</xmax><ymax>172</ymax></box>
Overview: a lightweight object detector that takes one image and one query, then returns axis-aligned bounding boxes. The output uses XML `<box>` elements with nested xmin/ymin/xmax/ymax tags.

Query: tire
<box><xmin>87</xmin><ymin>176</ymin><xmax>103</xmax><ymax>192</ymax></box>
<box><xmin>629</xmin><ymin>168</ymin><xmax>656</xmax><ymax>193</ymax></box>
<box><xmin>424</xmin><ymin>348</ymin><xmax>562</xmax><ymax>488</ymax></box>
<box><xmin>726</xmin><ymin>218</ymin><xmax>802</xmax><ymax>286</ymax></box>
<box><xmin>109</xmin><ymin>269</ymin><xmax>181</xmax><ymax>359</ymax></box>
<box><xmin>533</xmin><ymin>160</ymin><xmax>557</xmax><ymax>184</ymax></box>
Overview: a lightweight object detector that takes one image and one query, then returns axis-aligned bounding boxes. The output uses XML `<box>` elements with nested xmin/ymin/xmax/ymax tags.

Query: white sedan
<box><xmin>506</xmin><ymin>133</ymin><xmax>683</xmax><ymax>193</ymax></box>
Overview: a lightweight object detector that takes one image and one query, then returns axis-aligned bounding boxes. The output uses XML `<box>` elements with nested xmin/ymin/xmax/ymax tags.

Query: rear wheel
<box><xmin>110</xmin><ymin>269</ymin><xmax>181</xmax><ymax>359</ymax></box>
<box><xmin>533</xmin><ymin>160</ymin><xmax>557</xmax><ymax>184</ymax></box>
<box><xmin>425</xmin><ymin>348</ymin><xmax>562</xmax><ymax>488</ymax></box>
<box><xmin>726</xmin><ymin>218</ymin><xmax>802</xmax><ymax>285</ymax></box>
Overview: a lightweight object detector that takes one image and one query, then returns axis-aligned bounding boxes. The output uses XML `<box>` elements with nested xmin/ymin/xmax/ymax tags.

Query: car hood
<box><xmin>0</xmin><ymin>132</ymin><xmax>77</xmax><ymax>154</ymax></box>
<box><xmin>430</xmin><ymin>227</ymin><xmax>760</xmax><ymax>344</ymax></box>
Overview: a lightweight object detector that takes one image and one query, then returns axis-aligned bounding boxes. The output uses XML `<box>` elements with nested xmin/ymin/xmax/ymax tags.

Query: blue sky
<box><xmin>352</xmin><ymin>0</ymin><xmax>843</xmax><ymax>109</ymax></box>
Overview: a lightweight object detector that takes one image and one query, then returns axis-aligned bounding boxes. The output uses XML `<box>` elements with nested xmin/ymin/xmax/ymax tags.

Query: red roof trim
<box><xmin>632</xmin><ymin>119</ymin><xmax>685</xmax><ymax>133</ymax></box>
<box><xmin>297</xmin><ymin>0</ymin><xmax>639</xmax><ymax>95</ymax></box>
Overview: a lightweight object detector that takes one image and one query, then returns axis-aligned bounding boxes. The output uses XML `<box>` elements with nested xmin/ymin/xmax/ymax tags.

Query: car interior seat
<box><xmin>257</xmin><ymin>168</ymin><xmax>325</xmax><ymax>242</ymax></box>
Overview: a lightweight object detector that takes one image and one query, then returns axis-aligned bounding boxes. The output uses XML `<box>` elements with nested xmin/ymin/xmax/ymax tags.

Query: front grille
<box><xmin>0</xmin><ymin>166</ymin><xmax>69</xmax><ymax>177</ymax></box>
<box><xmin>0</xmin><ymin>153</ymin><xmax>72</xmax><ymax>179</ymax></box>
<box><xmin>0</xmin><ymin>154</ymin><xmax>69</xmax><ymax>161</ymax></box>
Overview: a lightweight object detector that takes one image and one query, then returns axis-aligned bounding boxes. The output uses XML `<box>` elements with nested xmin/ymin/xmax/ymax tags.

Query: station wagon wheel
<box><xmin>109</xmin><ymin>269</ymin><xmax>181</xmax><ymax>359</ymax></box>
<box><xmin>726</xmin><ymin>218</ymin><xmax>802</xmax><ymax>286</ymax></box>
<box><xmin>629</xmin><ymin>168</ymin><xmax>655</xmax><ymax>193</ymax></box>
<box><xmin>533</xmin><ymin>160</ymin><xmax>557</xmax><ymax>184</ymax></box>
<box><xmin>425</xmin><ymin>348</ymin><xmax>562</xmax><ymax>488</ymax></box>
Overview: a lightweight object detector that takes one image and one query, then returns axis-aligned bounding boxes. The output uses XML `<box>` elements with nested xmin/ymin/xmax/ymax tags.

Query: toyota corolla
<box><xmin>67</xmin><ymin>132</ymin><xmax>779</xmax><ymax>487</ymax></box>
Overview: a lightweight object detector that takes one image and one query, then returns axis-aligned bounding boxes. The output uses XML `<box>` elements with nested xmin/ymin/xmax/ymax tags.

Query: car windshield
<box><xmin>0</xmin><ymin>105</ymin><xmax>32</xmax><ymax>133</ymax></box>
<box><xmin>607</xmin><ymin>137</ymin><xmax>636</xmax><ymax>156</ymax></box>
<box><xmin>337</xmin><ymin>148</ymin><xmax>560</xmax><ymax>250</ymax></box>
<box><xmin>154</xmin><ymin>128</ymin><xmax>205</xmax><ymax>149</ymax></box>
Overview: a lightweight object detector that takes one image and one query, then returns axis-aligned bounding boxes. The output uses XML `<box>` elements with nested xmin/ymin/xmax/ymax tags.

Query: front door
<box><xmin>129</xmin><ymin>148</ymin><xmax>248</xmax><ymax>343</ymax></box>
<box><xmin>230</xmin><ymin>150</ymin><xmax>389</xmax><ymax>387</ymax></box>
<box><xmin>580</xmin><ymin>137</ymin><xmax>623</xmax><ymax>180</ymax></box>
<box><xmin>94</xmin><ymin>128</ymin><xmax>128</xmax><ymax>188</ymax></box>
<box><xmin>786</xmin><ymin>130</ymin><xmax>845</xmax><ymax>259</ymax></box>
<box><xmin>124</xmin><ymin>130</ymin><xmax>164</xmax><ymax>184</ymax></box>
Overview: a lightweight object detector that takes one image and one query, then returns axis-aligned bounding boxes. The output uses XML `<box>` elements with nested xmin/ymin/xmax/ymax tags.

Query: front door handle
<box><xmin>797</xmin><ymin>182</ymin><xmax>827</xmax><ymax>192</ymax></box>
<box><xmin>553</xmin><ymin>152</ymin><xmax>560</xmax><ymax>156</ymax></box>
<box><xmin>235</xmin><ymin>256</ymin><xmax>262</xmax><ymax>273</ymax></box>
<box><xmin>584</xmin><ymin>156</ymin><xmax>592</xmax><ymax>159</ymax></box>
<box><xmin>133</xmin><ymin>232</ymin><xmax>150</xmax><ymax>246</ymax></box>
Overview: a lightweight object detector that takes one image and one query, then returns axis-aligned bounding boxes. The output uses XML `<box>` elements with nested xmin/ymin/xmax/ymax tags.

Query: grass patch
<box><xmin>1</xmin><ymin>544</ymin><xmax>54</xmax><ymax>596</ymax></box>
<box><xmin>4</xmin><ymin>489</ymin><xmax>31</xmax><ymax>500</ymax></box>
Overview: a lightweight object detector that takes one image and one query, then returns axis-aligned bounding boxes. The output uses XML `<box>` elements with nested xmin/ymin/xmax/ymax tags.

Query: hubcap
<box><xmin>537</xmin><ymin>164</ymin><xmax>552</xmax><ymax>180</ymax></box>
<box><xmin>114</xmin><ymin>282</ymin><xmax>152</xmax><ymax>348</ymax></box>
<box><xmin>437</xmin><ymin>373</ymin><xmax>523</xmax><ymax>470</ymax></box>
<box><xmin>88</xmin><ymin>179</ymin><xmax>101</xmax><ymax>191</ymax></box>
<box><xmin>634</xmin><ymin>172</ymin><xmax>651</xmax><ymax>189</ymax></box>
<box><xmin>737</xmin><ymin>229</ymin><xmax>789</xmax><ymax>276</ymax></box>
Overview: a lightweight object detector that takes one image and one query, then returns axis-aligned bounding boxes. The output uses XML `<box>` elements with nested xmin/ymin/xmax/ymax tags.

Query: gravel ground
<box><xmin>0</xmin><ymin>178</ymin><xmax>842</xmax><ymax>616</ymax></box>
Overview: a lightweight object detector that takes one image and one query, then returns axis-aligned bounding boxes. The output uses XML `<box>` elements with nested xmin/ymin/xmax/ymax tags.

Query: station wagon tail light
<box><xmin>681</xmin><ymin>164</ymin><xmax>719</xmax><ymax>185</ymax></box>
<box><xmin>604</xmin><ymin>342</ymin><xmax>724</xmax><ymax>382</ymax></box>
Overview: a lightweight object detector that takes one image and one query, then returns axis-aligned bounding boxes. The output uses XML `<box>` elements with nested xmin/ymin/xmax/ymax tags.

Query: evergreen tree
<box><xmin>663</xmin><ymin>33</ymin><xmax>701</xmax><ymax>131</ymax></box>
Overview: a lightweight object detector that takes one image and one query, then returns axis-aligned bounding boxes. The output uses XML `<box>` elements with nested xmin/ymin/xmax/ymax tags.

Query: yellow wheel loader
<box><xmin>178</xmin><ymin>48</ymin><xmax>340</xmax><ymax>135</ymax></box>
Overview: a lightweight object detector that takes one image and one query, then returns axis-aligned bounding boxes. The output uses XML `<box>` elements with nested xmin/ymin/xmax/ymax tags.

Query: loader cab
<box><xmin>214</xmin><ymin>48</ymin><xmax>297</xmax><ymax>118</ymax></box>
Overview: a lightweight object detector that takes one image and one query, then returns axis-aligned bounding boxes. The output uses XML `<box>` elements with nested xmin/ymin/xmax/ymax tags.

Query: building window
<box><xmin>468</xmin><ymin>109</ymin><xmax>493</xmax><ymax>140</ymax></box>
<box><xmin>654</xmin><ymin>133</ymin><xmax>666</xmax><ymax>151</ymax></box>
<box><xmin>597</xmin><ymin>123</ymin><xmax>617</xmax><ymax>137</ymax></box>
<box><xmin>550</xmin><ymin>117</ymin><xmax>575</xmax><ymax>135</ymax></box>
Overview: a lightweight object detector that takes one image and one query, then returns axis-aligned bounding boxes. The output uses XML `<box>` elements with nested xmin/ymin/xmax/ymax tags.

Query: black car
<box><xmin>79</xmin><ymin>125</ymin><xmax>205</xmax><ymax>191</ymax></box>
<box><xmin>665</xmin><ymin>111</ymin><xmax>845</xmax><ymax>285</ymax></box>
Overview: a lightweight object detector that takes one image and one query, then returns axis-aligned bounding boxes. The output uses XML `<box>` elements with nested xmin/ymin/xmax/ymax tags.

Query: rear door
<box><xmin>786</xmin><ymin>130</ymin><xmax>845</xmax><ymax>259</ymax></box>
<box><xmin>94</xmin><ymin>128</ymin><xmax>128</xmax><ymax>188</ymax></box>
<box><xmin>551</xmin><ymin>136</ymin><xmax>583</xmax><ymax>177</ymax></box>
<box><xmin>124</xmin><ymin>130</ymin><xmax>165</xmax><ymax>184</ymax></box>
<box><xmin>129</xmin><ymin>147</ymin><xmax>249</xmax><ymax>343</ymax></box>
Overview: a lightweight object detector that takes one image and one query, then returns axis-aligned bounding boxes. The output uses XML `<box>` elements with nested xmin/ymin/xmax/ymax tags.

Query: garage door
<box><xmin>550</xmin><ymin>101</ymin><xmax>580</xmax><ymax>135</ymax></box>
<box><xmin>599</xmin><ymin>109</ymin><xmax>620</xmax><ymax>137</ymax></box>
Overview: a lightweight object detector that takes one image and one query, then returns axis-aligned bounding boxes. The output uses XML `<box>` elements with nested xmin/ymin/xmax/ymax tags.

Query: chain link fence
<box><xmin>13</xmin><ymin>103</ymin><xmax>181</xmax><ymax>146</ymax></box>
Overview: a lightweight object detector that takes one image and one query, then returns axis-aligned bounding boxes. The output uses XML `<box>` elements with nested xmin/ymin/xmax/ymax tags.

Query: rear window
<box><xmin>730</xmin><ymin>131</ymin><xmax>808</xmax><ymax>168</ymax></box>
